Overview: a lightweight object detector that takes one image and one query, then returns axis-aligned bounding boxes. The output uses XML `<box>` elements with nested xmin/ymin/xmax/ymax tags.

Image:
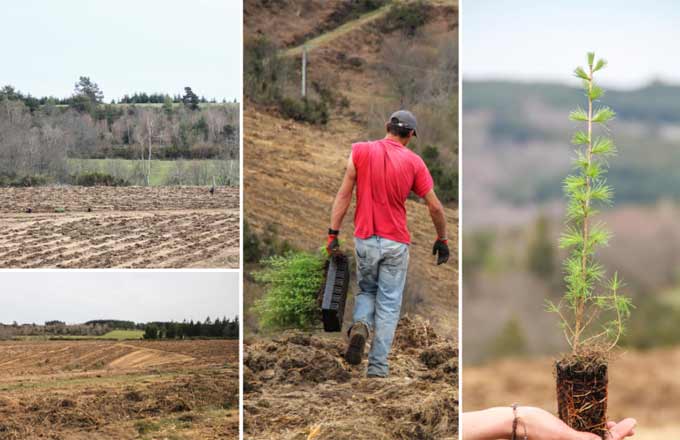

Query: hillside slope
<box><xmin>245</xmin><ymin>111</ymin><xmax>457</xmax><ymax>336</ymax></box>
<box><xmin>245</xmin><ymin>0</ymin><xmax>458</xmax><ymax>338</ymax></box>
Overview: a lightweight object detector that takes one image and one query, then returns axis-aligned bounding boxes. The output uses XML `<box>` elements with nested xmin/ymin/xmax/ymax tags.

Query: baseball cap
<box><xmin>389</xmin><ymin>110</ymin><xmax>417</xmax><ymax>137</ymax></box>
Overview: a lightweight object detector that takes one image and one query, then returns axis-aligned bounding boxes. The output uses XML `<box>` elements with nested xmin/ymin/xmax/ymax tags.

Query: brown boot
<box><xmin>345</xmin><ymin>322</ymin><xmax>369</xmax><ymax>365</ymax></box>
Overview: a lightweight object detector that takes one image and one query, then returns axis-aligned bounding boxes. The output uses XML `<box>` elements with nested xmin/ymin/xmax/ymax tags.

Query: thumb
<box><xmin>606</xmin><ymin>418</ymin><xmax>637</xmax><ymax>440</ymax></box>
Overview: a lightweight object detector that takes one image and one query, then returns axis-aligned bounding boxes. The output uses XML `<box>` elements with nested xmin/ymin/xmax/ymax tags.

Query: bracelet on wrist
<box><xmin>511</xmin><ymin>404</ymin><xmax>527</xmax><ymax>440</ymax></box>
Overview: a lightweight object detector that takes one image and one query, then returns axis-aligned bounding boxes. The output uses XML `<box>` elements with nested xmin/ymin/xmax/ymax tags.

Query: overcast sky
<box><xmin>463</xmin><ymin>0</ymin><xmax>680</xmax><ymax>89</ymax></box>
<box><xmin>0</xmin><ymin>271</ymin><xmax>238</xmax><ymax>324</ymax></box>
<box><xmin>1</xmin><ymin>0</ymin><xmax>241</xmax><ymax>101</ymax></box>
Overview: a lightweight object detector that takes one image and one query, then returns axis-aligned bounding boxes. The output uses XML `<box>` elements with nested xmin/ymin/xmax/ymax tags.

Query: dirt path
<box><xmin>282</xmin><ymin>0</ymin><xmax>457</xmax><ymax>57</ymax></box>
<box><xmin>283</xmin><ymin>3</ymin><xmax>393</xmax><ymax>57</ymax></box>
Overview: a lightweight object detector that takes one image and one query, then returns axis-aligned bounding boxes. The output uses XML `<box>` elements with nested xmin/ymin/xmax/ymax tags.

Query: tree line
<box><xmin>1</xmin><ymin>81</ymin><xmax>230</xmax><ymax>112</ymax></box>
<box><xmin>143</xmin><ymin>316</ymin><xmax>239</xmax><ymax>339</ymax></box>
<box><xmin>0</xmin><ymin>316</ymin><xmax>239</xmax><ymax>340</ymax></box>
<box><xmin>0</xmin><ymin>78</ymin><xmax>239</xmax><ymax>186</ymax></box>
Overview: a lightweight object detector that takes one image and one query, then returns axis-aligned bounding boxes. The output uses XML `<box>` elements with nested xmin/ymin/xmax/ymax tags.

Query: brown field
<box><xmin>0</xmin><ymin>186</ymin><xmax>239</xmax><ymax>268</ymax></box>
<box><xmin>463</xmin><ymin>347</ymin><xmax>680</xmax><ymax>440</ymax></box>
<box><xmin>244</xmin><ymin>316</ymin><xmax>457</xmax><ymax>440</ymax></box>
<box><xmin>0</xmin><ymin>339</ymin><xmax>239</xmax><ymax>439</ymax></box>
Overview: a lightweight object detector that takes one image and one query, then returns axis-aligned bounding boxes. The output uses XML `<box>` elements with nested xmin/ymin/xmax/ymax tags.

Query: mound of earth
<box><xmin>244</xmin><ymin>315</ymin><xmax>458</xmax><ymax>439</ymax></box>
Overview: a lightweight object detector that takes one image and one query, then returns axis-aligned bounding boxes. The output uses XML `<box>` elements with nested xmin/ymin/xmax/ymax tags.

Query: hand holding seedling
<box><xmin>517</xmin><ymin>407</ymin><xmax>636</xmax><ymax>440</ymax></box>
<box><xmin>544</xmin><ymin>52</ymin><xmax>636</xmax><ymax>437</ymax></box>
<box><xmin>461</xmin><ymin>407</ymin><xmax>636</xmax><ymax>440</ymax></box>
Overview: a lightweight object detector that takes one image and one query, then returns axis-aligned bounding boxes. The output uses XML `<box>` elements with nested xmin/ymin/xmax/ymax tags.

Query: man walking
<box><xmin>326</xmin><ymin>110</ymin><xmax>450</xmax><ymax>377</ymax></box>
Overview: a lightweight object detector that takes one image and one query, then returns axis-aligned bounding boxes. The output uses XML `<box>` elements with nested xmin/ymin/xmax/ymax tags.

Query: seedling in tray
<box><xmin>546</xmin><ymin>52</ymin><xmax>633</xmax><ymax>439</ymax></box>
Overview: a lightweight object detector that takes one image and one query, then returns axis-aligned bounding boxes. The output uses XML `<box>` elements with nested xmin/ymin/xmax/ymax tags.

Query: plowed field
<box><xmin>0</xmin><ymin>186</ymin><xmax>239</xmax><ymax>268</ymax></box>
<box><xmin>0</xmin><ymin>339</ymin><xmax>239</xmax><ymax>439</ymax></box>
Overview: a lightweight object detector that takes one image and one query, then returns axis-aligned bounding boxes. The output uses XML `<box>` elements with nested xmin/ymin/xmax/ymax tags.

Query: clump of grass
<box><xmin>135</xmin><ymin>420</ymin><xmax>161</xmax><ymax>435</ymax></box>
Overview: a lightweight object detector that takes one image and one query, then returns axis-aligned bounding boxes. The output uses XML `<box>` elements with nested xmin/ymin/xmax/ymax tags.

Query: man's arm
<box><xmin>423</xmin><ymin>189</ymin><xmax>447</xmax><ymax>239</ymax></box>
<box><xmin>330</xmin><ymin>154</ymin><xmax>357</xmax><ymax>231</ymax></box>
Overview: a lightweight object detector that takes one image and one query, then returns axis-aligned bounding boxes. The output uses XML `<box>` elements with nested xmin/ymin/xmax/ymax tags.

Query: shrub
<box><xmin>278</xmin><ymin>97</ymin><xmax>329</xmax><ymax>125</ymax></box>
<box><xmin>244</xmin><ymin>221</ymin><xmax>263</xmax><ymax>264</ymax></box>
<box><xmin>0</xmin><ymin>174</ymin><xmax>50</xmax><ymax>187</ymax></box>
<box><xmin>421</xmin><ymin>145</ymin><xmax>458</xmax><ymax>203</ymax></box>
<box><xmin>244</xmin><ymin>36</ymin><xmax>290</xmax><ymax>104</ymax></box>
<box><xmin>71</xmin><ymin>172</ymin><xmax>129</xmax><ymax>187</ymax></box>
<box><xmin>253</xmin><ymin>251</ymin><xmax>325</xmax><ymax>330</ymax></box>
<box><xmin>381</xmin><ymin>1</ymin><xmax>431</xmax><ymax>37</ymax></box>
<box><xmin>143</xmin><ymin>325</ymin><xmax>159</xmax><ymax>340</ymax></box>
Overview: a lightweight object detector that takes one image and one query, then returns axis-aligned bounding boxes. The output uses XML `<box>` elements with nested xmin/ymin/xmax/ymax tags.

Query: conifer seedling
<box><xmin>546</xmin><ymin>52</ymin><xmax>633</xmax><ymax>354</ymax></box>
<box><xmin>548</xmin><ymin>52</ymin><xmax>634</xmax><ymax>438</ymax></box>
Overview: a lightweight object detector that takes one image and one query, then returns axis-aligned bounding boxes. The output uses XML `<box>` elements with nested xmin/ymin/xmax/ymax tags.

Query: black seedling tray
<box><xmin>319</xmin><ymin>253</ymin><xmax>349</xmax><ymax>332</ymax></box>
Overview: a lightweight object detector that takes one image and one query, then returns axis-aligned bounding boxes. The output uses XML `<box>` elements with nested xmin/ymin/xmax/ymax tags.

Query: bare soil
<box><xmin>0</xmin><ymin>186</ymin><xmax>239</xmax><ymax>268</ymax></box>
<box><xmin>243</xmin><ymin>316</ymin><xmax>458</xmax><ymax>439</ymax></box>
<box><xmin>0</xmin><ymin>339</ymin><xmax>239</xmax><ymax>439</ymax></box>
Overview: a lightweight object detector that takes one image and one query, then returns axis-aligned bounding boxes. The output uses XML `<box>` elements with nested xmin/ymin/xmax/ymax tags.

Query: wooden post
<box><xmin>302</xmin><ymin>46</ymin><xmax>307</xmax><ymax>97</ymax></box>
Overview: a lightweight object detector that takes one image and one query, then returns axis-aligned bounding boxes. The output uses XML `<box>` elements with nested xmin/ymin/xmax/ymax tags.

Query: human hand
<box><xmin>519</xmin><ymin>407</ymin><xmax>636</xmax><ymax>440</ymax></box>
<box><xmin>432</xmin><ymin>237</ymin><xmax>449</xmax><ymax>265</ymax></box>
<box><xmin>326</xmin><ymin>229</ymin><xmax>340</xmax><ymax>255</ymax></box>
<box><xmin>604</xmin><ymin>419</ymin><xmax>637</xmax><ymax>440</ymax></box>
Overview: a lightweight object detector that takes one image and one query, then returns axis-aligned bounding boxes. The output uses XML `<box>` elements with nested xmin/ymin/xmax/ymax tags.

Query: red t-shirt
<box><xmin>352</xmin><ymin>138</ymin><xmax>434</xmax><ymax>244</ymax></box>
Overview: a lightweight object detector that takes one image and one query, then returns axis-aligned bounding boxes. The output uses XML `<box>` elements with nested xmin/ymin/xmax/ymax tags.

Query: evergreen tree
<box><xmin>182</xmin><ymin>87</ymin><xmax>200</xmax><ymax>110</ymax></box>
<box><xmin>74</xmin><ymin>76</ymin><xmax>104</xmax><ymax>104</ymax></box>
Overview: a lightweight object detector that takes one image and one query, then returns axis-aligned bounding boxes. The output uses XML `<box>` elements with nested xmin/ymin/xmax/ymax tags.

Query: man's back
<box><xmin>352</xmin><ymin>138</ymin><xmax>433</xmax><ymax>244</ymax></box>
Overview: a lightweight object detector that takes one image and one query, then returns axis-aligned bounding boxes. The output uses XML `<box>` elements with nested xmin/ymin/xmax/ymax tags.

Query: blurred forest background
<box><xmin>463</xmin><ymin>79</ymin><xmax>680</xmax><ymax>363</ymax></box>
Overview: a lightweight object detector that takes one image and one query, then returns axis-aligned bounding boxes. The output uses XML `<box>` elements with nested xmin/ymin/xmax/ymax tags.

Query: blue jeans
<box><xmin>352</xmin><ymin>235</ymin><xmax>409</xmax><ymax>376</ymax></box>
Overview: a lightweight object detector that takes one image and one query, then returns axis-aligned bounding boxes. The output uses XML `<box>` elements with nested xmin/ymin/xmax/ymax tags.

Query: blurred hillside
<box><xmin>463</xmin><ymin>79</ymin><xmax>680</xmax><ymax>363</ymax></box>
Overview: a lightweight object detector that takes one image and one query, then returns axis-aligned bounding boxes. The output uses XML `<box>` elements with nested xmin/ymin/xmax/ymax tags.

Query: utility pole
<box><xmin>301</xmin><ymin>46</ymin><xmax>307</xmax><ymax>97</ymax></box>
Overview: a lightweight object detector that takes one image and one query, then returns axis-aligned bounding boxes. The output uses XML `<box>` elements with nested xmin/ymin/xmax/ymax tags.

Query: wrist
<box><xmin>328</xmin><ymin>228</ymin><xmax>340</xmax><ymax>236</ymax></box>
<box><xmin>483</xmin><ymin>407</ymin><xmax>517</xmax><ymax>439</ymax></box>
<box><xmin>437</xmin><ymin>236</ymin><xmax>448</xmax><ymax>243</ymax></box>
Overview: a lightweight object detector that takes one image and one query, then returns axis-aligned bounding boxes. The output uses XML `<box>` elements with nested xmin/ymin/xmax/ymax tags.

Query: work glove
<box><xmin>326</xmin><ymin>228</ymin><xmax>340</xmax><ymax>255</ymax></box>
<box><xmin>432</xmin><ymin>237</ymin><xmax>449</xmax><ymax>265</ymax></box>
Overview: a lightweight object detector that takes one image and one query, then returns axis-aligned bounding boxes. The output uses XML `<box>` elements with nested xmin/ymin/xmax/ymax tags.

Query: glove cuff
<box><xmin>328</xmin><ymin>228</ymin><xmax>340</xmax><ymax>236</ymax></box>
<box><xmin>437</xmin><ymin>237</ymin><xmax>448</xmax><ymax>244</ymax></box>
